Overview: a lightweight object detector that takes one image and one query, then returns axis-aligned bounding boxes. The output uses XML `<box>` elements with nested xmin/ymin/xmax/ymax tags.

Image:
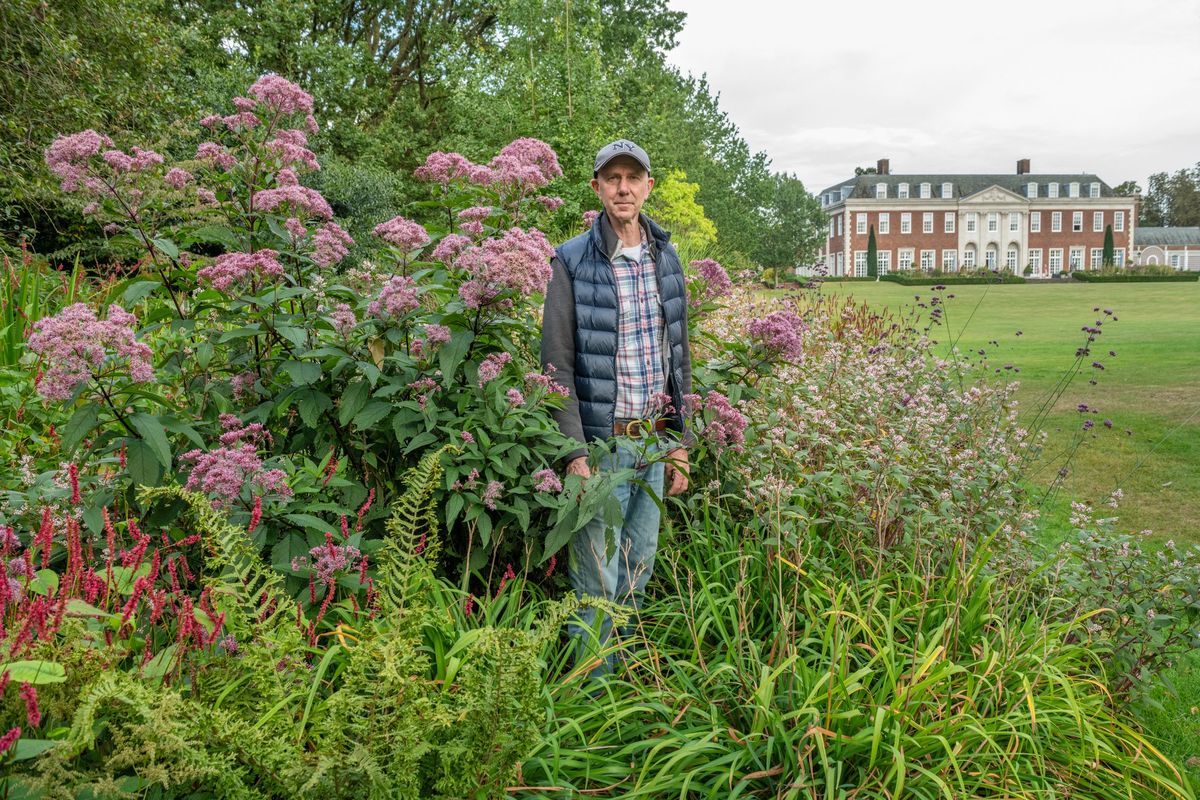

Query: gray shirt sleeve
<box><xmin>540</xmin><ymin>256</ymin><xmax>588</xmax><ymax>463</ymax></box>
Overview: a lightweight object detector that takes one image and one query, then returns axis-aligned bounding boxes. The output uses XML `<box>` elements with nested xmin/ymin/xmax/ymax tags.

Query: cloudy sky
<box><xmin>665</xmin><ymin>0</ymin><xmax>1200</xmax><ymax>193</ymax></box>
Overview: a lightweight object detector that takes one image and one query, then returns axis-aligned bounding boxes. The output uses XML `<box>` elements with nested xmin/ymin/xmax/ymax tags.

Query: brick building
<box><xmin>817</xmin><ymin>159</ymin><xmax>1138</xmax><ymax>277</ymax></box>
<box><xmin>1133</xmin><ymin>227</ymin><xmax>1200</xmax><ymax>271</ymax></box>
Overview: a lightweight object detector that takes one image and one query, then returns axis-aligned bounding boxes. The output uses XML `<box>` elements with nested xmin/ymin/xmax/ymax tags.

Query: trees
<box><xmin>1112</xmin><ymin>180</ymin><xmax>1141</xmax><ymax>197</ymax></box>
<box><xmin>645</xmin><ymin>170</ymin><xmax>718</xmax><ymax>254</ymax></box>
<box><xmin>867</xmin><ymin>225</ymin><xmax>878</xmax><ymax>278</ymax></box>
<box><xmin>1141</xmin><ymin>164</ymin><xmax>1200</xmax><ymax>227</ymax></box>
<box><xmin>754</xmin><ymin>173</ymin><xmax>826</xmax><ymax>276</ymax></box>
<box><xmin>1103</xmin><ymin>224</ymin><xmax>1115</xmax><ymax>268</ymax></box>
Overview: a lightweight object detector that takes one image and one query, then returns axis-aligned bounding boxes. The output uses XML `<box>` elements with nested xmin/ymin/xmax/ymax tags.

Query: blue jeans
<box><xmin>567</xmin><ymin>438</ymin><xmax>665</xmax><ymax>677</ymax></box>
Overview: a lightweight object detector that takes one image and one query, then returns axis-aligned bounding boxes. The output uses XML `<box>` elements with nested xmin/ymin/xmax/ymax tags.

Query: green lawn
<box><xmin>812</xmin><ymin>279</ymin><xmax>1200</xmax><ymax>543</ymax></box>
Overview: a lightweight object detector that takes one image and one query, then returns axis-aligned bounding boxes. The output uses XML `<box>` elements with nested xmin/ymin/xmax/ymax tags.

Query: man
<box><xmin>541</xmin><ymin>139</ymin><xmax>693</xmax><ymax>673</ymax></box>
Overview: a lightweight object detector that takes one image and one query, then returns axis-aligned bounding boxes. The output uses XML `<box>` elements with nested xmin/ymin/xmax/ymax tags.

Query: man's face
<box><xmin>591</xmin><ymin>156</ymin><xmax>654</xmax><ymax>230</ymax></box>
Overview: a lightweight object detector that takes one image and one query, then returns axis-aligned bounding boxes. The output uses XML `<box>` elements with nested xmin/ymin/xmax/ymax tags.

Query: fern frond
<box><xmin>375</xmin><ymin>445</ymin><xmax>455</xmax><ymax>613</ymax></box>
<box><xmin>138</xmin><ymin>485</ymin><xmax>302</xmax><ymax>645</ymax></box>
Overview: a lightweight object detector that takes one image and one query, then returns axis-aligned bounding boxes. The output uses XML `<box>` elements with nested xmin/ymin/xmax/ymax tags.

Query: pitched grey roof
<box><xmin>818</xmin><ymin>173</ymin><xmax>1116</xmax><ymax>200</ymax></box>
<box><xmin>1136</xmin><ymin>227</ymin><xmax>1200</xmax><ymax>247</ymax></box>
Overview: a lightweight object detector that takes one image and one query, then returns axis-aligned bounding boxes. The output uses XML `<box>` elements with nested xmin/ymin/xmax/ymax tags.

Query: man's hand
<box><xmin>566</xmin><ymin>456</ymin><xmax>591</xmax><ymax>481</ymax></box>
<box><xmin>663</xmin><ymin>448</ymin><xmax>689</xmax><ymax>497</ymax></box>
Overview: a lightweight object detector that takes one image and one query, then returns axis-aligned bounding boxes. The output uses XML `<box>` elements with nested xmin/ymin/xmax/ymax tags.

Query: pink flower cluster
<box><xmin>373</xmin><ymin>215</ymin><xmax>430</xmax><ymax>251</ymax></box>
<box><xmin>533</xmin><ymin>468</ymin><xmax>563</xmax><ymax>493</ymax></box>
<box><xmin>524</xmin><ymin>369</ymin><xmax>570</xmax><ymax>398</ymax></box>
<box><xmin>694</xmin><ymin>391</ymin><xmax>748</xmax><ymax>451</ymax></box>
<box><xmin>197</xmin><ymin>249</ymin><xmax>285</xmax><ymax>292</ymax></box>
<box><xmin>197</xmin><ymin>141</ymin><xmax>237</xmax><ymax>171</ymax></box>
<box><xmin>582</xmin><ymin>209</ymin><xmax>600</xmax><ymax>229</ymax></box>
<box><xmin>414</xmin><ymin>151</ymin><xmax>476</xmax><ymax>187</ymax></box>
<box><xmin>255</xmin><ymin>185</ymin><xmax>333</xmax><ymax>220</ymax></box>
<box><xmin>27</xmin><ymin>303</ymin><xmax>154</xmax><ymax>400</ymax></box>
<box><xmin>311</xmin><ymin>221</ymin><xmax>353</xmax><ymax>267</ymax></box>
<box><xmin>688</xmin><ymin>259</ymin><xmax>732</xmax><ymax>305</ymax></box>
<box><xmin>302</xmin><ymin>538</ymin><xmax>362</xmax><ymax>584</ymax></box>
<box><xmin>431</xmin><ymin>234</ymin><xmax>472</xmax><ymax>264</ymax></box>
<box><xmin>368</xmin><ymin>275</ymin><xmax>419</xmax><ymax>320</ymax></box>
<box><xmin>454</xmin><ymin>227</ymin><xmax>554</xmax><ymax>308</ymax></box>
<box><xmin>248</xmin><ymin>74</ymin><xmax>315</xmax><ymax>117</ymax></box>
<box><xmin>44</xmin><ymin>130</ymin><xmax>112</xmax><ymax>191</ymax></box>
<box><xmin>488</xmin><ymin>138</ymin><xmax>562</xmax><ymax>194</ymax></box>
<box><xmin>266</xmin><ymin>128</ymin><xmax>319</xmax><ymax>172</ymax></box>
<box><xmin>477</xmin><ymin>352</ymin><xmax>512</xmax><ymax>386</ymax></box>
<box><xmin>748</xmin><ymin>310</ymin><xmax>804</xmax><ymax>361</ymax></box>
<box><xmin>179</xmin><ymin>416</ymin><xmax>291</xmax><ymax>506</ymax></box>
<box><xmin>329</xmin><ymin>303</ymin><xmax>357</xmax><ymax>337</ymax></box>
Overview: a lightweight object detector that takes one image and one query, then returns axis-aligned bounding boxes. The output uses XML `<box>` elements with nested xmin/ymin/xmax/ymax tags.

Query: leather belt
<box><xmin>613</xmin><ymin>418</ymin><xmax>668</xmax><ymax>438</ymax></box>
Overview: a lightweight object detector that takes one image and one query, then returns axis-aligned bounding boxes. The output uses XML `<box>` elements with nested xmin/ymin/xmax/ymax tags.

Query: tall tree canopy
<box><xmin>1140</xmin><ymin>163</ymin><xmax>1200</xmax><ymax>227</ymax></box>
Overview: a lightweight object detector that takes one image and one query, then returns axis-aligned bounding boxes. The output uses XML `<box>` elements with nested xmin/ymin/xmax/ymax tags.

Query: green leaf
<box><xmin>295</xmin><ymin>389</ymin><xmax>332</xmax><ymax>428</ymax></box>
<box><xmin>125</xmin><ymin>438</ymin><xmax>162</xmax><ymax>486</ymax></box>
<box><xmin>110</xmin><ymin>564</ymin><xmax>151</xmax><ymax>595</ymax></box>
<box><xmin>196</xmin><ymin>341</ymin><xmax>214</xmax><ymax>369</ymax></box>
<box><xmin>12</xmin><ymin>738</ymin><xmax>59</xmax><ymax>761</ymax></box>
<box><xmin>439</xmin><ymin>329</ymin><xmax>474</xmax><ymax>388</ymax></box>
<box><xmin>338</xmin><ymin>380</ymin><xmax>370</xmax><ymax>426</ymax></box>
<box><xmin>352</xmin><ymin>401</ymin><xmax>392</xmax><ymax>431</ymax></box>
<box><xmin>60</xmin><ymin>403</ymin><xmax>100</xmax><ymax>454</ymax></box>
<box><xmin>403</xmin><ymin>431</ymin><xmax>440</xmax><ymax>454</ymax></box>
<box><xmin>66</xmin><ymin>599</ymin><xmax>117</xmax><ymax>621</ymax></box>
<box><xmin>142</xmin><ymin>645</ymin><xmax>178</xmax><ymax>681</ymax></box>
<box><xmin>283</xmin><ymin>360</ymin><xmax>322</xmax><ymax>386</ymax></box>
<box><xmin>446</xmin><ymin>492</ymin><xmax>465</xmax><ymax>528</ymax></box>
<box><xmin>0</xmin><ymin>660</ymin><xmax>66</xmax><ymax>684</ymax></box>
<box><xmin>271</xmin><ymin>534</ymin><xmax>309</xmax><ymax>572</ymax></box>
<box><xmin>183</xmin><ymin>224</ymin><xmax>240</xmax><ymax>250</ymax></box>
<box><xmin>122</xmin><ymin>279</ymin><xmax>161</xmax><ymax>305</ymax></box>
<box><xmin>275</xmin><ymin>325</ymin><xmax>308</xmax><ymax>350</ymax></box>
<box><xmin>283</xmin><ymin>513</ymin><xmax>334</xmax><ymax>534</ymax></box>
<box><xmin>28</xmin><ymin>569</ymin><xmax>59</xmax><ymax>596</ymax></box>
<box><xmin>151</xmin><ymin>237</ymin><xmax>179</xmax><ymax>259</ymax></box>
<box><xmin>129</xmin><ymin>413</ymin><xmax>172</xmax><ymax>469</ymax></box>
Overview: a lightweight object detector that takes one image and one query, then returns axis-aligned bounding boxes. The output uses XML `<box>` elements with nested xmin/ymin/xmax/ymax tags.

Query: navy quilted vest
<box><xmin>555</xmin><ymin>214</ymin><xmax>689</xmax><ymax>443</ymax></box>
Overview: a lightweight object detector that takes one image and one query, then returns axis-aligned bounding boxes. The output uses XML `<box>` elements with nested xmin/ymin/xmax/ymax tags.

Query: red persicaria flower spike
<box><xmin>322</xmin><ymin>448</ymin><xmax>338</xmax><ymax>486</ymax></box>
<box><xmin>308</xmin><ymin>572</ymin><xmax>317</xmax><ymax>605</ymax></box>
<box><xmin>0</xmin><ymin>727</ymin><xmax>20</xmax><ymax>754</ymax></box>
<box><xmin>247</xmin><ymin>495</ymin><xmax>263</xmax><ymax>535</ymax></box>
<box><xmin>464</xmin><ymin>594</ymin><xmax>475</xmax><ymax>617</ymax></box>
<box><xmin>358</xmin><ymin>554</ymin><xmax>369</xmax><ymax>584</ymax></box>
<box><xmin>0</xmin><ymin>670</ymin><xmax>10</xmax><ymax>696</ymax></box>
<box><xmin>19</xmin><ymin>683</ymin><xmax>40</xmax><ymax>727</ymax></box>
<box><xmin>119</xmin><ymin>441</ymin><xmax>127</xmax><ymax>469</ymax></box>
<box><xmin>339</xmin><ymin>514</ymin><xmax>349</xmax><ymax>540</ymax></box>
<box><xmin>356</xmin><ymin>488</ymin><xmax>375</xmax><ymax>531</ymax></box>
<box><xmin>545</xmin><ymin>553</ymin><xmax>557</xmax><ymax>578</ymax></box>
<box><xmin>68</xmin><ymin>463</ymin><xmax>81</xmax><ymax>504</ymax></box>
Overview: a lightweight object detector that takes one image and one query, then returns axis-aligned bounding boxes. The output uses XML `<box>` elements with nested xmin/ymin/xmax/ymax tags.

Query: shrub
<box><xmin>1072</xmin><ymin>271</ymin><xmax>1198</xmax><ymax>282</ymax></box>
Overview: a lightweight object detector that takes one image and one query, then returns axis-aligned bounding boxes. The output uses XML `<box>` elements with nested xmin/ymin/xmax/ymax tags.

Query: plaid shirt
<box><xmin>612</xmin><ymin>230</ymin><xmax>665</xmax><ymax>419</ymax></box>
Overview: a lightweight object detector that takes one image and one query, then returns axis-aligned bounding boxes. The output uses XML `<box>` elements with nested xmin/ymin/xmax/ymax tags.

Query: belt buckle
<box><xmin>624</xmin><ymin>418</ymin><xmax>643</xmax><ymax>437</ymax></box>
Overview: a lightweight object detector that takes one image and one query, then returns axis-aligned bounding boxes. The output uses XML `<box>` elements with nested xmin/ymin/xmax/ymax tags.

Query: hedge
<box><xmin>1070</xmin><ymin>272</ymin><xmax>1199</xmax><ymax>283</ymax></box>
<box><xmin>878</xmin><ymin>272</ymin><xmax>1026</xmax><ymax>286</ymax></box>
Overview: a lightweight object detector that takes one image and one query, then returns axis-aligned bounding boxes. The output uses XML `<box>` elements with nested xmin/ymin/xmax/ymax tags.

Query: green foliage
<box><xmin>643</xmin><ymin>169</ymin><xmax>717</xmax><ymax>252</ymax></box>
<box><xmin>1072</xmin><ymin>271</ymin><xmax>1198</xmax><ymax>282</ymax></box>
<box><xmin>880</xmin><ymin>271</ymin><xmax>1026</xmax><ymax>285</ymax></box>
<box><xmin>1141</xmin><ymin>163</ymin><xmax>1200</xmax><ymax>227</ymax></box>
<box><xmin>754</xmin><ymin>172</ymin><xmax>826</xmax><ymax>271</ymax></box>
<box><xmin>1104</xmin><ymin>223</ymin><xmax>1116</xmax><ymax>267</ymax></box>
<box><xmin>866</xmin><ymin>224</ymin><xmax>878</xmax><ymax>277</ymax></box>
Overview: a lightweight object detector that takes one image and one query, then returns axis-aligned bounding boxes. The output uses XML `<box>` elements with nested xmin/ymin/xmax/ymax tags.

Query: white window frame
<box><xmin>1072</xmin><ymin>211</ymin><xmax>1083</xmax><ymax>232</ymax></box>
<box><xmin>1051</xmin><ymin>211</ymin><xmax>1062</xmax><ymax>232</ymax></box>
<box><xmin>1089</xmin><ymin>182</ymin><xmax>1100</xmax><ymax>198</ymax></box>
<box><xmin>854</xmin><ymin>250</ymin><xmax>867</xmax><ymax>276</ymax></box>
<box><xmin>857</xmin><ymin>213</ymin><xmax>867</xmax><ymax>235</ymax></box>
<box><xmin>923</xmin><ymin>212</ymin><xmax>933</xmax><ymax>234</ymax></box>
<box><xmin>1069</xmin><ymin>246</ymin><xmax>1084</xmax><ymax>270</ymax></box>
<box><xmin>900</xmin><ymin>212</ymin><xmax>912</xmax><ymax>234</ymax></box>
<box><xmin>876</xmin><ymin>182</ymin><xmax>887</xmax><ymax>199</ymax></box>
<box><xmin>1049</xmin><ymin>248</ymin><xmax>1063</xmax><ymax>273</ymax></box>
<box><xmin>1093</xmin><ymin>211</ymin><xmax>1103</xmax><ymax>232</ymax></box>
<box><xmin>1170</xmin><ymin>253</ymin><xmax>1182</xmax><ymax>268</ymax></box>
<box><xmin>1009</xmin><ymin>212</ymin><xmax>1020</xmax><ymax>233</ymax></box>
<box><xmin>944</xmin><ymin>212</ymin><xmax>956</xmax><ymax>233</ymax></box>
<box><xmin>920</xmin><ymin>249</ymin><xmax>935</xmax><ymax>271</ymax></box>
<box><xmin>1027</xmin><ymin>182</ymin><xmax>1038</xmax><ymax>198</ymax></box>
<box><xmin>878</xmin><ymin>250</ymin><xmax>892</xmax><ymax>273</ymax></box>
<box><xmin>829</xmin><ymin>218</ymin><xmax>836</xmax><ymax>237</ymax></box>
<box><xmin>836</xmin><ymin>252</ymin><xmax>844</xmax><ymax>273</ymax></box>
<box><xmin>898</xmin><ymin>183</ymin><xmax>910</xmax><ymax>199</ymax></box>
<box><xmin>1115</xmin><ymin>250</ymin><xmax>1125</xmax><ymax>267</ymax></box>
<box><xmin>837</xmin><ymin>214</ymin><xmax>844</xmax><ymax>236</ymax></box>
<box><xmin>1091</xmin><ymin>248</ymin><xmax>1104</xmax><ymax>268</ymax></box>
<box><xmin>919</xmin><ymin>182</ymin><xmax>931</xmax><ymax>199</ymax></box>
<box><xmin>1047</xmin><ymin>183</ymin><xmax>1059</xmax><ymax>198</ymax></box>
<box><xmin>1031</xmin><ymin>211</ymin><xmax>1041</xmax><ymax>233</ymax></box>
<box><xmin>898</xmin><ymin>248</ymin><xmax>914</xmax><ymax>270</ymax></box>
<box><xmin>966</xmin><ymin>212</ymin><xmax>978</xmax><ymax>233</ymax></box>
<box><xmin>987</xmin><ymin>212</ymin><xmax>999</xmax><ymax>233</ymax></box>
<box><xmin>878</xmin><ymin>213</ymin><xmax>890</xmax><ymax>235</ymax></box>
<box><xmin>1115</xmin><ymin>211</ymin><xmax>1125</xmax><ymax>232</ymax></box>
<box><xmin>1006</xmin><ymin>246</ymin><xmax>1019</xmax><ymax>270</ymax></box>
<box><xmin>941</xmin><ymin>182</ymin><xmax>953</xmax><ymax>198</ymax></box>
<box><xmin>1029</xmin><ymin>248</ymin><xmax>1043</xmax><ymax>273</ymax></box>
<box><xmin>942</xmin><ymin>249</ymin><xmax>958</xmax><ymax>271</ymax></box>
<box><xmin>963</xmin><ymin>246</ymin><xmax>977</xmax><ymax>268</ymax></box>
<box><xmin>1069</xmin><ymin>182</ymin><xmax>1080</xmax><ymax>198</ymax></box>
<box><xmin>985</xmin><ymin>246</ymin><xmax>998</xmax><ymax>269</ymax></box>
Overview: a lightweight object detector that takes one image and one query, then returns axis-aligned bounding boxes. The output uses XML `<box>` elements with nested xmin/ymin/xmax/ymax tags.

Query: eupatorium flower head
<box><xmin>454</xmin><ymin>227</ymin><xmax>554</xmax><ymax>304</ymax></box>
<box><xmin>27</xmin><ymin>303</ymin><xmax>154</xmax><ymax>400</ymax></box>
<box><xmin>197</xmin><ymin>250</ymin><xmax>285</xmax><ymax>292</ymax></box>
<box><xmin>373</xmin><ymin>215</ymin><xmax>430</xmax><ymax>251</ymax></box>
<box><xmin>748</xmin><ymin>310</ymin><xmax>804</xmax><ymax>361</ymax></box>
<box><xmin>368</xmin><ymin>275</ymin><xmax>419</xmax><ymax>320</ymax></box>
<box><xmin>44</xmin><ymin>130</ymin><xmax>113</xmax><ymax>191</ymax></box>
<box><xmin>248</xmin><ymin>74</ymin><xmax>314</xmax><ymax>116</ymax></box>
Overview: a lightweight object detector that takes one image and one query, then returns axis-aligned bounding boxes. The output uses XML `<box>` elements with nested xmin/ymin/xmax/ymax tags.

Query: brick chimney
<box><xmin>877</xmin><ymin>158</ymin><xmax>890</xmax><ymax>175</ymax></box>
<box><xmin>1017</xmin><ymin>158</ymin><xmax>1031</xmax><ymax>175</ymax></box>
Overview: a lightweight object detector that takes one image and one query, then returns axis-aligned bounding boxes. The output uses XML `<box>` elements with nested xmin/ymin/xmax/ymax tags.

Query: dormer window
<box><xmin>1069</xmin><ymin>182</ymin><xmax>1080</xmax><ymax>198</ymax></box>
<box><xmin>919</xmin><ymin>182</ymin><xmax>931</xmax><ymax>198</ymax></box>
<box><xmin>898</xmin><ymin>183</ymin><xmax>910</xmax><ymax>199</ymax></box>
<box><xmin>1089</xmin><ymin>182</ymin><xmax>1100</xmax><ymax>198</ymax></box>
<box><xmin>1047</xmin><ymin>183</ymin><xmax>1059</xmax><ymax>198</ymax></box>
<box><xmin>1027</xmin><ymin>182</ymin><xmax>1038</xmax><ymax>198</ymax></box>
<box><xmin>941</xmin><ymin>182</ymin><xmax>953</xmax><ymax>198</ymax></box>
<box><xmin>876</xmin><ymin>182</ymin><xmax>887</xmax><ymax>199</ymax></box>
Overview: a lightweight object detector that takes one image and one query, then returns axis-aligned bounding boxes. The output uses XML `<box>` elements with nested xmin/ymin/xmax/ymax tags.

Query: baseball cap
<box><xmin>594</xmin><ymin>139</ymin><xmax>651</xmax><ymax>176</ymax></box>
